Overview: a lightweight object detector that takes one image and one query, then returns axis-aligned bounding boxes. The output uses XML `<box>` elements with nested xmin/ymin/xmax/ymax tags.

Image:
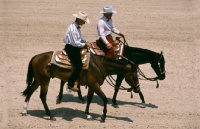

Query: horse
<box><xmin>56</xmin><ymin>43</ymin><xmax>166</xmax><ymax>108</ymax></box>
<box><xmin>21</xmin><ymin>51</ymin><xmax>140</xmax><ymax>122</ymax></box>
<box><xmin>112</xmin><ymin>45</ymin><xmax>165</xmax><ymax>107</ymax></box>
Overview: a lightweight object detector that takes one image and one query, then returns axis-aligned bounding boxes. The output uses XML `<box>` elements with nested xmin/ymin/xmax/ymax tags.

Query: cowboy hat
<box><xmin>100</xmin><ymin>6</ymin><xmax>117</xmax><ymax>14</ymax></box>
<box><xmin>73</xmin><ymin>11</ymin><xmax>90</xmax><ymax>23</ymax></box>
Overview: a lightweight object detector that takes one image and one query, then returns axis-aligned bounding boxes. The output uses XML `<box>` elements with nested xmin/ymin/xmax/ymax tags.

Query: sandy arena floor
<box><xmin>1</xmin><ymin>0</ymin><xmax>200</xmax><ymax>129</ymax></box>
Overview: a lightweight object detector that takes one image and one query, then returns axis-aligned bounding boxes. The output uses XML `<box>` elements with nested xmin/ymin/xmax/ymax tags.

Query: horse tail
<box><xmin>22</xmin><ymin>55</ymin><xmax>36</xmax><ymax>96</ymax></box>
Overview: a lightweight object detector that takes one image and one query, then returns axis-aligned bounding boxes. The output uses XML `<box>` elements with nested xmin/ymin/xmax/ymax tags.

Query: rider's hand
<box><xmin>119</xmin><ymin>33</ymin><xmax>125</xmax><ymax>38</ymax></box>
<box><xmin>85</xmin><ymin>42</ymin><xmax>92</xmax><ymax>48</ymax></box>
<box><xmin>106</xmin><ymin>43</ymin><xmax>112</xmax><ymax>49</ymax></box>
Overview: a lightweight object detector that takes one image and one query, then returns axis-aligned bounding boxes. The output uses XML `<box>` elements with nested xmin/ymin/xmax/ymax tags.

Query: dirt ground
<box><xmin>1</xmin><ymin>0</ymin><xmax>200</xmax><ymax>129</ymax></box>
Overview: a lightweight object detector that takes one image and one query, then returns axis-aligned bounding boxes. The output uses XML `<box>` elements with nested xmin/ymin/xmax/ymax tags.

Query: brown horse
<box><xmin>21</xmin><ymin>51</ymin><xmax>139</xmax><ymax>122</ymax></box>
<box><xmin>57</xmin><ymin>45</ymin><xmax>166</xmax><ymax>107</ymax></box>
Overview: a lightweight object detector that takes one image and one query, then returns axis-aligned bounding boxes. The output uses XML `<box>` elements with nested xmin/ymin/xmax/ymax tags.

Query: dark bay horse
<box><xmin>21</xmin><ymin>51</ymin><xmax>139</xmax><ymax>122</ymax></box>
<box><xmin>112</xmin><ymin>45</ymin><xmax>166</xmax><ymax>107</ymax></box>
<box><xmin>57</xmin><ymin>45</ymin><xmax>166</xmax><ymax>108</ymax></box>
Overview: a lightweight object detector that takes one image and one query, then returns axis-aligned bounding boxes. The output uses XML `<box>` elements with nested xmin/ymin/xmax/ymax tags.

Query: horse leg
<box><xmin>56</xmin><ymin>80</ymin><xmax>86</xmax><ymax>104</ymax></box>
<box><xmin>85</xmin><ymin>88</ymin><xmax>94</xmax><ymax>121</ymax></box>
<box><xmin>112</xmin><ymin>75</ymin><xmax>124</xmax><ymax>108</ymax></box>
<box><xmin>133</xmin><ymin>76</ymin><xmax>146</xmax><ymax>108</ymax></box>
<box><xmin>56</xmin><ymin>80</ymin><xmax>65</xmax><ymax>104</ymax></box>
<box><xmin>139</xmin><ymin>91</ymin><xmax>146</xmax><ymax>108</ymax></box>
<box><xmin>92</xmin><ymin>84</ymin><xmax>108</xmax><ymax>122</ymax></box>
<box><xmin>22</xmin><ymin>80</ymin><xmax>39</xmax><ymax>116</ymax></box>
<box><xmin>40</xmin><ymin>82</ymin><xmax>56</xmax><ymax>121</ymax></box>
<box><xmin>99</xmin><ymin>93</ymin><xmax>108</xmax><ymax>122</ymax></box>
<box><xmin>130</xmin><ymin>71</ymin><xmax>146</xmax><ymax>108</ymax></box>
<box><xmin>77</xmin><ymin>84</ymin><xmax>86</xmax><ymax>103</ymax></box>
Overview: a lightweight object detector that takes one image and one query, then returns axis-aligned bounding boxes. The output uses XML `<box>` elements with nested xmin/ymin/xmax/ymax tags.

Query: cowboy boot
<box><xmin>68</xmin><ymin>81</ymin><xmax>79</xmax><ymax>92</ymax></box>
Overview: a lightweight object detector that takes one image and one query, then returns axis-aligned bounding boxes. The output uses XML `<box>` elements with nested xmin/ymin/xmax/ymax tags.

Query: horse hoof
<box><xmin>81</xmin><ymin>101</ymin><xmax>86</xmax><ymax>104</ymax></box>
<box><xmin>86</xmin><ymin>115</ymin><xmax>93</xmax><ymax>121</ymax></box>
<box><xmin>141</xmin><ymin>103</ymin><xmax>146</xmax><ymax>108</ymax></box>
<box><xmin>21</xmin><ymin>111</ymin><xmax>27</xmax><ymax>116</ymax></box>
<box><xmin>21</xmin><ymin>113</ymin><xmax>27</xmax><ymax>116</ymax></box>
<box><xmin>56</xmin><ymin>99</ymin><xmax>61</xmax><ymax>104</ymax></box>
<box><xmin>101</xmin><ymin>115</ymin><xmax>105</xmax><ymax>122</ymax></box>
<box><xmin>50</xmin><ymin>117</ymin><xmax>56</xmax><ymax>121</ymax></box>
<box><xmin>112</xmin><ymin>104</ymin><xmax>119</xmax><ymax>108</ymax></box>
<box><xmin>81</xmin><ymin>99</ymin><xmax>87</xmax><ymax>104</ymax></box>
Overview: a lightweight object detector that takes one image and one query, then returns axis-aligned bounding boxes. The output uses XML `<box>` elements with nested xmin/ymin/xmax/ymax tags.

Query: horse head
<box><xmin>124</xmin><ymin>65</ymin><xmax>141</xmax><ymax>93</ymax></box>
<box><xmin>151</xmin><ymin>51</ymin><xmax>166</xmax><ymax>80</ymax></box>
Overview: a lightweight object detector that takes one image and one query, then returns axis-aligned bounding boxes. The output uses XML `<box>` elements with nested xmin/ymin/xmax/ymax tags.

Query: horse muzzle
<box><xmin>158</xmin><ymin>71</ymin><xmax>166</xmax><ymax>80</ymax></box>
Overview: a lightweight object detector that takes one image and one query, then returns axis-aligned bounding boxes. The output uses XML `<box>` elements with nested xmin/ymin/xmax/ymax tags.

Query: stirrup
<box><xmin>67</xmin><ymin>87</ymin><xmax>79</xmax><ymax>92</ymax></box>
<box><xmin>67</xmin><ymin>81</ymin><xmax>79</xmax><ymax>92</ymax></box>
<box><xmin>68</xmin><ymin>87</ymin><xmax>79</xmax><ymax>92</ymax></box>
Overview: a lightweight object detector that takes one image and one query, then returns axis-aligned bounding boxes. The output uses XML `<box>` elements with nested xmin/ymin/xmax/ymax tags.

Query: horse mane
<box><xmin>124</xmin><ymin>45</ymin><xmax>160</xmax><ymax>64</ymax></box>
<box><xmin>105</xmin><ymin>58</ymin><xmax>129</xmax><ymax>66</ymax></box>
<box><xmin>125</xmin><ymin>45</ymin><xmax>158</xmax><ymax>55</ymax></box>
<box><xmin>91</xmin><ymin>53</ymin><xmax>128</xmax><ymax>66</ymax></box>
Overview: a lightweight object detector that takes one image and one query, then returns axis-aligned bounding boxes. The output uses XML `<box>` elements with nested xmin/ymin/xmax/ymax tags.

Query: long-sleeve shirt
<box><xmin>63</xmin><ymin>22</ymin><xmax>86</xmax><ymax>48</ymax></box>
<box><xmin>97</xmin><ymin>16</ymin><xmax>120</xmax><ymax>44</ymax></box>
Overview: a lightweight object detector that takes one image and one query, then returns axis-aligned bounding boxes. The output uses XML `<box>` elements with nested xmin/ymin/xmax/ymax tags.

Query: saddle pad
<box><xmin>50</xmin><ymin>50</ymin><xmax>90</xmax><ymax>70</ymax></box>
<box><xmin>90</xmin><ymin>42</ymin><xmax>105</xmax><ymax>56</ymax></box>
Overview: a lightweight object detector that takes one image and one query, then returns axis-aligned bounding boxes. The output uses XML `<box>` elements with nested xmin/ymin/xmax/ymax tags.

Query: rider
<box><xmin>63</xmin><ymin>11</ymin><xmax>92</xmax><ymax>92</ymax></box>
<box><xmin>97</xmin><ymin>6</ymin><xmax>125</xmax><ymax>58</ymax></box>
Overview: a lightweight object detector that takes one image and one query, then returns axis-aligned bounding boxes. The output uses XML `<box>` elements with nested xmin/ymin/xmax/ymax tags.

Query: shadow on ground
<box><xmin>25</xmin><ymin>107</ymin><xmax>133</xmax><ymax>122</ymax></box>
<box><xmin>59</xmin><ymin>94</ymin><xmax>158</xmax><ymax>108</ymax></box>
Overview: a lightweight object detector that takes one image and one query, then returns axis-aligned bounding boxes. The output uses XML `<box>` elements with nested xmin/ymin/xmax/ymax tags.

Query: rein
<box><xmin>137</xmin><ymin>68</ymin><xmax>159</xmax><ymax>88</ymax></box>
<box><xmin>90</xmin><ymin>52</ymin><xmax>107</xmax><ymax>79</ymax></box>
<box><xmin>105</xmin><ymin>74</ymin><xmax>138</xmax><ymax>98</ymax></box>
<box><xmin>117</xmin><ymin>38</ymin><xmax>164</xmax><ymax>88</ymax></box>
<box><xmin>104</xmin><ymin>37</ymin><xmax>165</xmax><ymax>99</ymax></box>
<box><xmin>90</xmin><ymin>37</ymin><xmax>163</xmax><ymax>91</ymax></box>
<box><xmin>89</xmin><ymin>48</ymin><xmax>137</xmax><ymax>93</ymax></box>
<box><xmin>89</xmin><ymin>51</ymin><xmax>132</xmax><ymax>91</ymax></box>
<box><xmin>105</xmin><ymin>75</ymin><xmax>131</xmax><ymax>91</ymax></box>
<box><xmin>117</xmin><ymin>37</ymin><xmax>129</xmax><ymax>46</ymax></box>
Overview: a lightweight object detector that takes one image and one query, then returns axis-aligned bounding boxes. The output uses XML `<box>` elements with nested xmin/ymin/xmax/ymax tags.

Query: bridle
<box><xmin>137</xmin><ymin>54</ymin><xmax>166</xmax><ymax>88</ymax></box>
<box><xmin>91</xmin><ymin>37</ymin><xmax>165</xmax><ymax>92</ymax></box>
<box><xmin>105</xmin><ymin>55</ymin><xmax>139</xmax><ymax>92</ymax></box>
<box><xmin>105</xmin><ymin>67</ymin><xmax>141</xmax><ymax>98</ymax></box>
<box><xmin>113</xmin><ymin>38</ymin><xmax>166</xmax><ymax>89</ymax></box>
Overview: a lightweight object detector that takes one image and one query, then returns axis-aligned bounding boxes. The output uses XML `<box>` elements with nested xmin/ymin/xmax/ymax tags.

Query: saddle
<box><xmin>49</xmin><ymin>37</ymin><xmax>124</xmax><ymax>70</ymax></box>
<box><xmin>50</xmin><ymin>49</ymin><xmax>90</xmax><ymax>70</ymax></box>
<box><xmin>90</xmin><ymin>37</ymin><xmax>124</xmax><ymax>59</ymax></box>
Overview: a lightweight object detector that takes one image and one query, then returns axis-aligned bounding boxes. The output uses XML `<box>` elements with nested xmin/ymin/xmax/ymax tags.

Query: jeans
<box><xmin>64</xmin><ymin>44</ymin><xmax>83</xmax><ymax>87</ymax></box>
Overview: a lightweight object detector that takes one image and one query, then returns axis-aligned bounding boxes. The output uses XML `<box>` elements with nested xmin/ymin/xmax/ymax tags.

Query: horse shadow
<box><xmin>23</xmin><ymin>94</ymin><xmax>157</xmax><ymax>122</ymax></box>
<box><xmin>24</xmin><ymin>107</ymin><xmax>133</xmax><ymax>122</ymax></box>
<box><xmin>59</xmin><ymin>93</ymin><xmax>84</xmax><ymax>103</ymax></box>
<box><xmin>61</xmin><ymin>94</ymin><xmax>158</xmax><ymax>108</ymax></box>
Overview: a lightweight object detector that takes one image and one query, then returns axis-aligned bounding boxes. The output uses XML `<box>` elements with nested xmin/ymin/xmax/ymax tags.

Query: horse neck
<box><xmin>124</xmin><ymin>45</ymin><xmax>159</xmax><ymax>65</ymax></box>
<box><xmin>101</xmin><ymin>58</ymin><xmax>131</xmax><ymax>75</ymax></box>
<box><xmin>123</xmin><ymin>45</ymin><xmax>167</xmax><ymax>78</ymax></box>
<box><xmin>88</xmin><ymin>55</ymin><xmax>131</xmax><ymax>80</ymax></box>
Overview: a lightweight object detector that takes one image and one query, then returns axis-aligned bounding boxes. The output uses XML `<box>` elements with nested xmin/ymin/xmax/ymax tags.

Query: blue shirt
<box><xmin>63</xmin><ymin>22</ymin><xmax>86</xmax><ymax>48</ymax></box>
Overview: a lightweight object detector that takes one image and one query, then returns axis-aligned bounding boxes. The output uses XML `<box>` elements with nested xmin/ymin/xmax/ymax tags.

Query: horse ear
<box><xmin>160</xmin><ymin>51</ymin><xmax>163</xmax><ymax>55</ymax></box>
<box><xmin>158</xmin><ymin>51</ymin><xmax>163</xmax><ymax>59</ymax></box>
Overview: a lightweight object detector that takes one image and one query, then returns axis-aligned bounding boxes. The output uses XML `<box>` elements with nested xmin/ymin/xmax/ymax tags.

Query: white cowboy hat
<box><xmin>73</xmin><ymin>11</ymin><xmax>90</xmax><ymax>23</ymax></box>
<box><xmin>100</xmin><ymin>6</ymin><xmax>117</xmax><ymax>14</ymax></box>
